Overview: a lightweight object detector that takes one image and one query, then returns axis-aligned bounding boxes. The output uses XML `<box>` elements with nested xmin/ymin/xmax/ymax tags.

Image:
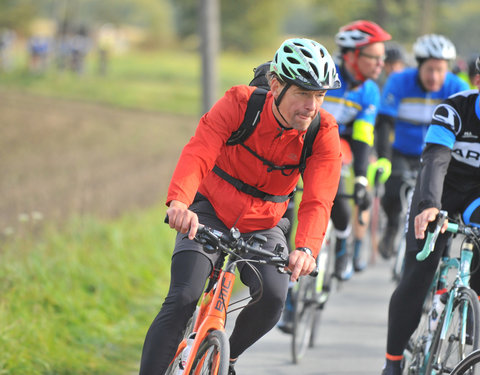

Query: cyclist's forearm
<box><xmin>374</xmin><ymin>114</ymin><xmax>395</xmax><ymax>159</ymax></box>
<box><xmin>350</xmin><ymin>139</ymin><xmax>370</xmax><ymax>177</ymax></box>
<box><xmin>417</xmin><ymin>143</ymin><xmax>452</xmax><ymax>212</ymax></box>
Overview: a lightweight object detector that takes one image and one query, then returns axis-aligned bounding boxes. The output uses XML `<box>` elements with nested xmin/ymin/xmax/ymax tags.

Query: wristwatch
<box><xmin>297</xmin><ymin>247</ymin><xmax>313</xmax><ymax>257</ymax></box>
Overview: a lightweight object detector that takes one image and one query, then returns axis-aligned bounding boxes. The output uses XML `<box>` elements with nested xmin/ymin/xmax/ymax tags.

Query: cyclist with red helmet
<box><xmin>139</xmin><ymin>38</ymin><xmax>342</xmax><ymax>375</ymax></box>
<box><xmin>322</xmin><ymin>20</ymin><xmax>392</xmax><ymax>279</ymax></box>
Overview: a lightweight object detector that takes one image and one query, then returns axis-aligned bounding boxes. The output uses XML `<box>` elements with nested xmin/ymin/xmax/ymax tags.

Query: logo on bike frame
<box><xmin>214</xmin><ymin>278</ymin><xmax>232</xmax><ymax>312</ymax></box>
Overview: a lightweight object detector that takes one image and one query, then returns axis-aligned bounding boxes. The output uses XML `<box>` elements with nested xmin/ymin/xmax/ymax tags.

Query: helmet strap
<box><xmin>275</xmin><ymin>82</ymin><xmax>291</xmax><ymax>107</ymax></box>
<box><xmin>274</xmin><ymin>82</ymin><xmax>291</xmax><ymax>126</ymax></box>
<box><xmin>352</xmin><ymin>49</ymin><xmax>367</xmax><ymax>82</ymax></box>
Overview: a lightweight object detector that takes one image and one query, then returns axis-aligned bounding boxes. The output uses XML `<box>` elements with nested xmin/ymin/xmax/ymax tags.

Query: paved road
<box><xmin>228</xmin><ymin>258</ymin><xmax>397</xmax><ymax>375</ymax></box>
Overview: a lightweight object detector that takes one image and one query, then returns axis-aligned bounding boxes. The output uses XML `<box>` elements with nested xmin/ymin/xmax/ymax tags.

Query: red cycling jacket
<box><xmin>167</xmin><ymin>85</ymin><xmax>341</xmax><ymax>256</ymax></box>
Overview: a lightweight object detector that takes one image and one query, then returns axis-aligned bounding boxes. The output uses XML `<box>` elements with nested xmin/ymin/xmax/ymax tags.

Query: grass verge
<box><xmin>0</xmin><ymin>204</ymin><xmax>175</xmax><ymax>375</ymax></box>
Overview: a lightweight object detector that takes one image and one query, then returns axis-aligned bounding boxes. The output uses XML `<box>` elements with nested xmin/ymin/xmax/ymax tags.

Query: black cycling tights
<box><xmin>139</xmin><ymin>250</ymin><xmax>288</xmax><ymax>375</ymax></box>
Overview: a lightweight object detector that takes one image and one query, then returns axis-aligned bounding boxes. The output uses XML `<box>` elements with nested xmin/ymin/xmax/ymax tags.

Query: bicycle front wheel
<box><xmin>165</xmin><ymin>307</ymin><xmax>200</xmax><ymax>375</ymax></box>
<box><xmin>404</xmin><ymin>277</ymin><xmax>437</xmax><ymax>374</ymax></box>
<box><xmin>392</xmin><ymin>233</ymin><xmax>406</xmax><ymax>283</ymax></box>
<box><xmin>189</xmin><ymin>329</ymin><xmax>230</xmax><ymax>375</ymax></box>
<box><xmin>450</xmin><ymin>349</ymin><xmax>480</xmax><ymax>375</ymax></box>
<box><xmin>426</xmin><ymin>287</ymin><xmax>480</xmax><ymax>375</ymax></box>
<box><xmin>291</xmin><ymin>276</ymin><xmax>316</xmax><ymax>364</ymax></box>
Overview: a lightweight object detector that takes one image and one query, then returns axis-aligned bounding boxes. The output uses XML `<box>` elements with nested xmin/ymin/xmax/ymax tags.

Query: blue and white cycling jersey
<box><xmin>322</xmin><ymin>64</ymin><xmax>380</xmax><ymax>145</ymax></box>
<box><xmin>378</xmin><ymin>67</ymin><xmax>468</xmax><ymax>157</ymax></box>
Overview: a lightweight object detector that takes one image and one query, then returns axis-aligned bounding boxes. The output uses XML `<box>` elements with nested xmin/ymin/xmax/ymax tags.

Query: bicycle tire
<box><xmin>291</xmin><ymin>276</ymin><xmax>316</xmax><ymax>364</ymax></box>
<box><xmin>309</xmin><ymin>242</ymin><xmax>333</xmax><ymax>348</ymax></box>
<box><xmin>450</xmin><ymin>348</ymin><xmax>480</xmax><ymax>375</ymax></box>
<box><xmin>189</xmin><ymin>329</ymin><xmax>230</xmax><ymax>375</ymax></box>
<box><xmin>426</xmin><ymin>287</ymin><xmax>480</xmax><ymax>375</ymax></box>
<box><xmin>392</xmin><ymin>233</ymin><xmax>406</xmax><ymax>283</ymax></box>
<box><xmin>404</xmin><ymin>278</ymin><xmax>437</xmax><ymax>374</ymax></box>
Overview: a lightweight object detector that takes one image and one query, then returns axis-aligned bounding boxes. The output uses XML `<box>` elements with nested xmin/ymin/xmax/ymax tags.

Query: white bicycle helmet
<box><xmin>476</xmin><ymin>56</ymin><xmax>480</xmax><ymax>74</ymax></box>
<box><xmin>413</xmin><ymin>34</ymin><xmax>456</xmax><ymax>61</ymax></box>
<box><xmin>271</xmin><ymin>38</ymin><xmax>341</xmax><ymax>91</ymax></box>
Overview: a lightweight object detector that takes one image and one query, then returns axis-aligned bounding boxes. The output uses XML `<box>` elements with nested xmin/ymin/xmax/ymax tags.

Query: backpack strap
<box><xmin>227</xmin><ymin>87</ymin><xmax>268</xmax><ymax>146</ymax></box>
<box><xmin>212</xmin><ymin>165</ymin><xmax>294</xmax><ymax>203</ymax></box>
<box><xmin>299</xmin><ymin>113</ymin><xmax>321</xmax><ymax>175</ymax></box>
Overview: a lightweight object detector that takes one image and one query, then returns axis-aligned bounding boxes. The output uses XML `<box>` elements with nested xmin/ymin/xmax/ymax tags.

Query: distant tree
<box><xmin>0</xmin><ymin>0</ymin><xmax>37</xmax><ymax>34</ymax></box>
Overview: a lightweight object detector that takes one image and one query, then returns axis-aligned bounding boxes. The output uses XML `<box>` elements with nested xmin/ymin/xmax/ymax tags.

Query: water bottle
<box><xmin>177</xmin><ymin>333</ymin><xmax>196</xmax><ymax>375</ymax></box>
<box><xmin>429</xmin><ymin>292</ymin><xmax>443</xmax><ymax>331</ymax></box>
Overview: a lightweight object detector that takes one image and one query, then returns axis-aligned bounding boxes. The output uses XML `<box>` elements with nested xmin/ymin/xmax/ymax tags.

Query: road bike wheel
<box><xmin>165</xmin><ymin>307</ymin><xmax>200</xmax><ymax>375</ymax></box>
<box><xmin>404</xmin><ymin>278</ymin><xmax>437</xmax><ymax>374</ymax></box>
<box><xmin>291</xmin><ymin>276</ymin><xmax>316</xmax><ymax>364</ymax></box>
<box><xmin>309</xmin><ymin>241</ymin><xmax>333</xmax><ymax>348</ymax></box>
<box><xmin>450</xmin><ymin>349</ymin><xmax>480</xmax><ymax>375</ymax></box>
<box><xmin>426</xmin><ymin>288</ymin><xmax>480</xmax><ymax>375</ymax></box>
<box><xmin>189</xmin><ymin>329</ymin><xmax>230</xmax><ymax>375</ymax></box>
<box><xmin>392</xmin><ymin>233</ymin><xmax>406</xmax><ymax>283</ymax></box>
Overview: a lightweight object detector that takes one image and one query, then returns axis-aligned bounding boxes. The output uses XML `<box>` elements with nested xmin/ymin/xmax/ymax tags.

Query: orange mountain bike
<box><xmin>164</xmin><ymin>224</ymin><xmax>290</xmax><ymax>375</ymax></box>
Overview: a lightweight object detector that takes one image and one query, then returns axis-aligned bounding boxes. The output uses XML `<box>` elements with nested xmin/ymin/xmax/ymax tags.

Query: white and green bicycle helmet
<box><xmin>271</xmin><ymin>38</ymin><xmax>341</xmax><ymax>91</ymax></box>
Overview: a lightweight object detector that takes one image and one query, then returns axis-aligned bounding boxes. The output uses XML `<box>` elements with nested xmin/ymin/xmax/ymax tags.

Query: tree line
<box><xmin>1</xmin><ymin>0</ymin><xmax>478</xmax><ymax>55</ymax></box>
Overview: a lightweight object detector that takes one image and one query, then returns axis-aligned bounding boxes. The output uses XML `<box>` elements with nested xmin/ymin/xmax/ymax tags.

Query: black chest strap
<box><xmin>212</xmin><ymin>165</ymin><xmax>294</xmax><ymax>203</ymax></box>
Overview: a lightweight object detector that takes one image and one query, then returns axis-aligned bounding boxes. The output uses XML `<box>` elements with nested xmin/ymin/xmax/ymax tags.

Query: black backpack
<box><xmin>212</xmin><ymin>62</ymin><xmax>321</xmax><ymax>203</ymax></box>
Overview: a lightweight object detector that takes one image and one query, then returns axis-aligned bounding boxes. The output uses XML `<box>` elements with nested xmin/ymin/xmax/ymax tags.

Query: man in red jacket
<box><xmin>139</xmin><ymin>38</ymin><xmax>342</xmax><ymax>375</ymax></box>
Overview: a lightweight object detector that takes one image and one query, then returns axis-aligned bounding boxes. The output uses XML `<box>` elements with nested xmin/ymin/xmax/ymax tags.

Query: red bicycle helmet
<box><xmin>335</xmin><ymin>20</ymin><xmax>391</xmax><ymax>49</ymax></box>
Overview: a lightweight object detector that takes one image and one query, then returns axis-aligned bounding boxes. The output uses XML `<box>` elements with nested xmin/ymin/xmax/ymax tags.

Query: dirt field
<box><xmin>0</xmin><ymin>89</ymin><xmax>197</xmax><ymax>236</ymax></box>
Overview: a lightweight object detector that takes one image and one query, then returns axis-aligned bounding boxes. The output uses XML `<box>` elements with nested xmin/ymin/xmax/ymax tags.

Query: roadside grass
<box><xmin>0</xmin><ymin>49</ymin><xmax>270</xmax><ymax>116</ymax></box>
<box><xmin>0</xmin><ymin>205</ymin><xmax>175</xmax><ymax>375</ymax></box>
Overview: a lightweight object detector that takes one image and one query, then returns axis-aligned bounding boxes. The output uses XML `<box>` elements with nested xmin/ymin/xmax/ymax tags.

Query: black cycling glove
<box><xmin>354</xmin><ymin>177</ymin><xmax>371</xmax><ymax>211</ymax></box>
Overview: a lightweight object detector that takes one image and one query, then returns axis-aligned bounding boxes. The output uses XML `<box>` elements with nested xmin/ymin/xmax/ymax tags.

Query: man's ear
<box><xmin>269</xmin><ymin>77</ymin><xmax>283</xmax><ymax>99</ymax></box>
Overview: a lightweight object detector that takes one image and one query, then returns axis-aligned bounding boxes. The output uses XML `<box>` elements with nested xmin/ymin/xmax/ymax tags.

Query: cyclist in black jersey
<box><xmin>382</xmin><ymin>57</ymin><xmax>480</xmax><ymax>375</ymax></box>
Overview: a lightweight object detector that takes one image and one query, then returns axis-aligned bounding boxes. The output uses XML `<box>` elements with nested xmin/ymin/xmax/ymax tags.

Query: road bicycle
<box><xmin>404</xmin><ymin>211</ymin><xmax>480</xmax><ymax>375</ymax></box>
<box><xmin>391</xmin><ymin>170</ymin><xmax>417</xmax><ymax>283</ymax></box>
<box><xmin>164</xmin><ymin>223</ymin><xmax>291</xmax><ymax>375</ymax></box>
<box><xmin>450</xmin><ymin>348</ymin><xmax>480</xmax><ymax>375</ymax></box>
<box><xmin>290</xmin><ymin>220</ymin><xmax>334</xmax><ymax>364</ymax></box>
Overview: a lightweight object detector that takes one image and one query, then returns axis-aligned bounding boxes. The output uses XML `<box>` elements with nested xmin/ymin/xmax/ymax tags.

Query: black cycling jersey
<box><xmin>419</xmin><ymin>89</ymin><xmax>480</xmax><ymax>210</ymax></box>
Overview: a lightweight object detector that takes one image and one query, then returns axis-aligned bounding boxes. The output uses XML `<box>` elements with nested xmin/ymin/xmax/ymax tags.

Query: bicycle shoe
<box><xmin>334</xmin><ymin>239</ymin><xmax>353</xmax><ymax>281</ymax></box>
<box><xmin>228</xmin><ymin>364</ymin><xmax>236</xmax><ymax>375</ymax></box>
<box><xmin>379</xmin><ymin>226</ymin><xmax>398</xmax><ymax>260</ymax></box>
<box><xmin>381</xmin><ymin>359</ymin><xmax>403</xmax><ymax>375</ymax></box>
<box><xmin>276</xmin><ymin>308</ymin><xmax>294</xmax><ymax>334</ymax></box>
<box><xmin>353</xmin><ymin>239</ymin><xmax>367</xmax><ymax>272</ymax></box>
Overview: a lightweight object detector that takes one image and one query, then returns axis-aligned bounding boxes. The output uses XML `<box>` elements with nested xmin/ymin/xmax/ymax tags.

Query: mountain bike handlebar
<box><xmin>416</xmin><ymin>210</ymin><xmax>480</xmax><ymax>261</ymax></box>
<box><xmin>195</xmin><ymin>224</ymin><xmax>288</xmax><ymax>266</ymax></box>
<box><xmin>165</xmin><ymin>215</ymin><xmax>318</xmax><ymax>276</ymax></box>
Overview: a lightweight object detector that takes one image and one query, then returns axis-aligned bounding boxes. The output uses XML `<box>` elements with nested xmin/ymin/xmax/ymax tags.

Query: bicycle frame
<box><xmin>172</xmin><ymin>259</ymin><xmax>236</xmax><ymax>374</ymax></box>
<box><xmin>413</xmin><ymin>212</ymin><xmax>480</xmax><ymax>374</ymax></box>
<box><xmin>435</xmin><ymin>239</ymin><xmax>474</xmax><ymax>353</ymax></box>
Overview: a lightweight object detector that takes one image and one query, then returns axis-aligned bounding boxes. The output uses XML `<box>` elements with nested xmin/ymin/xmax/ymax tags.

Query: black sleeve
<box><xmin>417</xmin><ymin>143</ymin><xmax>452</xmax><ymax>212</ymax></box>
<box><xmin>374</xmin><ymin>114</ymin><xmax>395</xmax><ymax>159</ymax></box>
<box><xmin>350</xmin><ymin>139</ymin><xmax>370</xmax><ymax>177</ymax></box>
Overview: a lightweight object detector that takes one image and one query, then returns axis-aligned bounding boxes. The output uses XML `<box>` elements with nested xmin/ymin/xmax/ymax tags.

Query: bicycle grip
<box><xmin>416</xmin><ymin>210</ymin><xmax>448</xmax><ymax>261</ymax></box>
<box><xmin>416</xmin><ymin>231</ymin><xmax>434</xmax><ymax>261</ymax></box>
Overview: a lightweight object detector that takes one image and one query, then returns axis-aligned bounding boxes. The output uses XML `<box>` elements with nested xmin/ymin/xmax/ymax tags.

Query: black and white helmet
<box><xmin>413</xmin><ymin>34</ymin><xmax>456</xmax><ymax>61</ymax></box>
